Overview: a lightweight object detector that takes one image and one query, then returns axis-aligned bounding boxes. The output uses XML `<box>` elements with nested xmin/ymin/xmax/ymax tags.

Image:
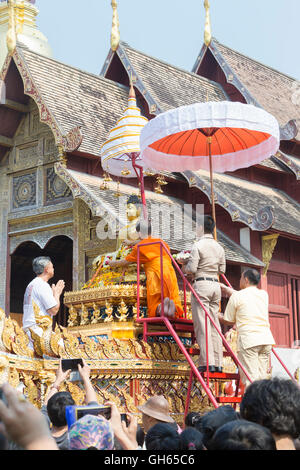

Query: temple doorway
<box><xmin>10</xmin><ymin>235</ymin><xmax>73</xmax><ymax>327</ymax></box>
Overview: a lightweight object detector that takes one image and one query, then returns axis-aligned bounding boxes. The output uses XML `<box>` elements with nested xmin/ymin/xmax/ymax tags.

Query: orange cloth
<box><xmin>126</xmin><ymin>237</ymin><xmax>183</xmax><ymax>318</ymax></box>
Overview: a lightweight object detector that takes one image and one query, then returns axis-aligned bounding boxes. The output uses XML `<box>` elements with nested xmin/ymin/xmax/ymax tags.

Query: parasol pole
<box><xmin>131</xmin><ymin>153</ymin><xmax>148</xmax><ymax>219</ymax></box>
<box><xmin>208</xmin><ymin>136</ymin><xmax>217</xmax><ymax>240</ymax></box>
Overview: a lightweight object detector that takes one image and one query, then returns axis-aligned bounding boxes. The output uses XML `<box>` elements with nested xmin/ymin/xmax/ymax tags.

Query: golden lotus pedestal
<box><xmin>0</xmin><ymin>285</ymin><xmax>236</xmax><ymax>425</ymax></box>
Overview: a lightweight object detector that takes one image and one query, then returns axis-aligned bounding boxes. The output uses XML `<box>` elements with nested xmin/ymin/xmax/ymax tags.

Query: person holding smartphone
<box><xmin>41</xmin><ymin>359</ymin><xmax>99</xmax><ymax>450</ymax></box>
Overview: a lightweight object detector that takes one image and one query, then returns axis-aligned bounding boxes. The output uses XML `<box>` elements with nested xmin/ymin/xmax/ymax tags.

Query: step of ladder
<box><xmin>187</xmin><ymin>348</ymin><xmax>235</xmax><ymax>359</ymax></box>
<box><xmin>200</xmin><ymin>371</ymin><xmax>239</xmax><ymax>380</ymax></box>
<box><xmin>216</xmin><ymin>396</ymin><xmax>242</xmax><ymax>404</ymax></box>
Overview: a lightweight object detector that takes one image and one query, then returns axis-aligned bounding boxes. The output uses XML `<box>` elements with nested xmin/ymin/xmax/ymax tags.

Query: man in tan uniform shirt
<box><xmin>219</xmin><ymin>268</ymin><xmax>275</xmax><ymax>388</ymax></box>
<box><xmin>183</xmin><ymin>216</ymin><xmax>226</xmax><ymax>373</ymax></box>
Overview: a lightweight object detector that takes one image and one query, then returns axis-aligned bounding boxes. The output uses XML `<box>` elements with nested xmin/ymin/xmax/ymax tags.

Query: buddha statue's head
<box><xmin>126</xmin><ymin>195</ymin><xmax>142</xmax><ymax>221</ymax></box>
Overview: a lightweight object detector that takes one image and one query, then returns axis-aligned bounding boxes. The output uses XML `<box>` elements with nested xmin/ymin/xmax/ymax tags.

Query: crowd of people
<box><xmin>0</xmin><ymin>358</ymin><xmax>300</xmax><ymax>451</ymax></box>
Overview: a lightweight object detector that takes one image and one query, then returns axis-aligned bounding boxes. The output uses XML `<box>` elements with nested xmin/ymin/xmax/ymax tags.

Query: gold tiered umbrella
<box><xmin>101</xmin><ymin>83</ymin><xmax>149</xmax><ymax>178</ymax></box>
<box><xmin>100</xmin><ymin>82</ymin><xmax>154</xmax><ymax>215</ymax></box>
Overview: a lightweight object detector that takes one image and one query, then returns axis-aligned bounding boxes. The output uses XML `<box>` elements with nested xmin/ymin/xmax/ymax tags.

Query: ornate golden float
<box><xmin>0</xmin><ymin>283</ymin><xmax>240</xmax><ymax>425</ymax></box>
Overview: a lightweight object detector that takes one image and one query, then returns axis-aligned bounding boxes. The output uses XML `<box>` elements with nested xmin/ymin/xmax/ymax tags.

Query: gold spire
<box><xmin>204</xmin><ymin>0</ymin><xmax>212</xmax><ymax>47</ymax></box>
<box><xmin>15</xmin><ymin>0</ymin><xmax>25</xmax><ymax>36</ymax></box>
<box><xmin>6</xmin><ymin>0</ymin><xmax>17</xmax><ymax>55</ymax></box>
<box><xmin>110</xmin><ymin>0</ymin><xmax>120</xmax><ymax>51</ymax></box>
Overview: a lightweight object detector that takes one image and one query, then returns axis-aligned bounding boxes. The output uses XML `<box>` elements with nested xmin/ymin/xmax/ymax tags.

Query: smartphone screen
<box><xmin>121</xmin><ymin>413</ymin><xmax>129</xmax><ymax>427</ymax></box>
<box><xmin>76</xmin><ymin>406</ymin><xmax>111</xmax><ymax>421</ymax></box>
<box><xmin>61</xmin><ymin>358</ymin><xmax>83</xmax><ymax>372</ymax></box>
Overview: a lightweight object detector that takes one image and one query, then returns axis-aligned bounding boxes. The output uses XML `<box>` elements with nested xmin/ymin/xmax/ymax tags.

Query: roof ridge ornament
<box><xmin>204</xmin><ymin>0</ymin><xmax>212</xmax><ymax>47</ymax></box>
<box><xmin>111</xmin><ymin>0</ymin><xmax>120</xmax><ymax>52</ymax></box>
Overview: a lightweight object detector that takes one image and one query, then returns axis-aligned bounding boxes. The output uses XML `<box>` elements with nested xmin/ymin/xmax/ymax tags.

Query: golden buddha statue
<box><xmin>83</xmin><ymin>195</ymin><xmax>145</xmax><ymax>289</ymax></box>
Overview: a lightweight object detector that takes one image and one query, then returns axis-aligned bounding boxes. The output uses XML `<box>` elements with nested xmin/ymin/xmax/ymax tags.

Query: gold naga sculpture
<box><xmin>83</xmin><ymin>194</ymin><xmax>146</xmax><ymax>290</ymax></box>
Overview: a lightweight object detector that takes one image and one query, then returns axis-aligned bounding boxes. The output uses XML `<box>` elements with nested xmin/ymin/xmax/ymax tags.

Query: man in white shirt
<box><xmin>219</xmin><ymin>268</ymin><xmax>275</xmax><ymax>388</ymax></box>
<box><xmin>23</xmin><ymin>257</ymin><xmax>65</xmax><ymax>350</ymax></box>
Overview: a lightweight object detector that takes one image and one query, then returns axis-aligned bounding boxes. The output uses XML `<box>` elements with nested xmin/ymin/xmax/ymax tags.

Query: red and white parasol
<box><xmin>140</xmin><ymin>101</ymin><xmax>280</xmax><ymax>236</ymax></box>
<box><xmin>140</xmin><ymin>101</ymin><xmax>280</xmax><ymax>173</ymax></box>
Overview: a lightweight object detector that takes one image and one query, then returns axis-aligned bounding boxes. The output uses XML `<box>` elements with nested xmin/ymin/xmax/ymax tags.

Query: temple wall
<box><xmin>0</xmin><ymin>170</ymin><xmax>9</xmax><ymax>310</ymax></box>
<box><xmin>0</xmin><ymin>100</ymin><xmax>75</xmax><ymax>313</ymax></box>
<box><xmin>0</xmin><ymin>99</ymin><xmax>121</xmax><ymax>315</ymax></box>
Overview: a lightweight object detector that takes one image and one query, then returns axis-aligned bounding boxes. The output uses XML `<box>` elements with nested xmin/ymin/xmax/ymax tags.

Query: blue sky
<box><xmin>37</xmin><ymin>0</ymin><xmax>300</xmax><ymax>80</ymax></box>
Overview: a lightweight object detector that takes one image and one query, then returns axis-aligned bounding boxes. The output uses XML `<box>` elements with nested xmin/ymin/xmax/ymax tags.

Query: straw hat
<box><xmin>137</xmin><ymin>395</ymin><xmax>175</xmax><ymax>423</ymax></box>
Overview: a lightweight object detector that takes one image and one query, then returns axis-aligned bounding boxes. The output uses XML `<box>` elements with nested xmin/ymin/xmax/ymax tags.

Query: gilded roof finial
<box><xmin>6</xmin><ymin>0</ymin><xmax>17</xmax><ymax>55</ymax></box>
<box><xmin>204</xmin><ymin>0</ymin><xmax>212</xmax><ymax>47</ymax></box>
<box><xmin>111</xmin><ymin>0</ymin><xmax>120</xmax><ymax>51</ymax></box>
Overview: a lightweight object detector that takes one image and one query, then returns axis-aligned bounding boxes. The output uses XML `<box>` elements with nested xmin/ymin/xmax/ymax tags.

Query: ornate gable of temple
<box><xmin>192</xmin><ymin>37</ymin><xmax>300</xmax><ymax>180</ymax></box>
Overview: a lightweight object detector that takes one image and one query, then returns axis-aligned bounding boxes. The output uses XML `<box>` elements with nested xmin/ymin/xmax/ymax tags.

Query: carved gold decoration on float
<box><xmin>104</xmin><ymin>300</ymin><xmax>114</xmax><ymax>323</ymax></box>
<box><xmin>67</xmin><ymin>304</ymin><xmax>79</xmax><ymax>327</ymax></box>
<box><xmin>64</xmin><ymin>284</ymin><xmax>147</xmax><ymax>309</ymax></box>
<box><xmin>116</xmin><ymin>300</ymin><xmax>129</xmax><ymax>321</ymax></box>
<box><xmin>0</xmin><ymin>281</ymin><xmax>234</xmax><ymax>422</ymax></box>
<box><xmin>91</xmin><ymin>303</ymin><xmax>101</xmax><ymax>324</ymax></box>
<box><xmin>79</xmin><ymin>303</ymin><xmax>90</xmax><ymax>326</ymax></box>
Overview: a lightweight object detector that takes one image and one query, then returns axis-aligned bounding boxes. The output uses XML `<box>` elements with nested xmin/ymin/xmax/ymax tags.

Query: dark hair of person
<box><xmin>243</xmin><ymin>268</ymin><xmax>261</xmax><ymax>286</ymax></box>
<box><xmin>47</xmin><ymin>391</ymin><xmax>75</xmax><ymax>427</ymax></box>
<box><xmin>136</xmin><ymin>424</ymin><xmax>145</xmax><ymax>447</ymax></box>
<box><xmin>145</xmin><ymin>423</ymin><xmax>180</xmax><ymax>450</ymax></box>
<box><xmin>179</xmin><ymin>427</ymin><xmax>205</xmax><ymax>450</ymax></box>
<box><xmin>240</xmin><ymin>378</ymin><xmax>300</xmax><ymax>439</ymax></box>
<box><xmin>127</xmin><ymin>195</ymin><xmax>141</xmax><ymax>206</ymax></box>
<box><xmin>199</xmin><ymin>405</ymin><xmax>239</xmax><ymax>450</ymax></box>
<box><xmin>184</xmin><ymin>411</ymin><xmax>202</xmax><ymax>428</ymax></box>
<box><xmin>203</xmin><ymin>215</ymin><xmax>215</xmax><ymax>234</ymax></box>
<box><xmin>210</xmin><ymin>419</ymin><xmax>276</xmax><ymax>450</ymax></box>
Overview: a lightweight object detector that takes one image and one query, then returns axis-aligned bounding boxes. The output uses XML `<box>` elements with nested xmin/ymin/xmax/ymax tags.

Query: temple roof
<box><xmin>2</xmin><ymin>44</ymin><xmax>299</xmax><ymax>237</ymax></box>
<box><xmin>102</xmin><ymin>41</ymin><xmax>300</xmax><ymax>178</ymax></box>
<box><xmin>2</xmin><ymin>45</ymin><xmax>130</xmax><ymax>157</ymax></box>
<box><xmin>195</xmin><ymin>38</ymin><xmax>300</xmax><ymax>141</ymax></box>
<box><xmin>182</xmin><ymin>170</ymin><xmax>300</xmax><ymax>237</ymax></box>
<box><xmin>116</xmin><ymin>41</ymin><xmax>227</xmax><ymax>112</ymax></box>
<box><xmin>54</xmin><ymin>163</ymin><xmax>265</xmax><ymax>268</ymax></box>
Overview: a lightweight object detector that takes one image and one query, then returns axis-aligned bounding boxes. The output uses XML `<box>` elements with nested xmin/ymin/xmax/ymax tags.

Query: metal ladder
<box><xmin>135</xmin><ymin>240</ymin><xmax>297</xmax><ymax>416</ymax></box>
